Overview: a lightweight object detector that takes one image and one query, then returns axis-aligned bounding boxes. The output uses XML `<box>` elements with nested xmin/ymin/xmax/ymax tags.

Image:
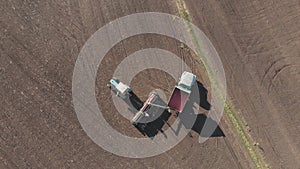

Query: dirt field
<box><xmin>1</xmin><ymin>0</ymin><xmax>299</xmax><ymax>169</ymax></box>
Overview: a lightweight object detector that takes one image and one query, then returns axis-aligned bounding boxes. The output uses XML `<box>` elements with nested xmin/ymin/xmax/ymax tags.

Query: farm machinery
<box><xmin>168</xmin><ymin>71</ymin><xmax>196</xmax><ymax>113</ymax></box>
<box><xmin>108</xmin><ymin>78</ymin><xmax>132</xmax><ymax>99</ymax></box>
<box><xmin>108</xmin><ymin>71</ymin><xmax>197</xmax><ymax>132</ymax></box>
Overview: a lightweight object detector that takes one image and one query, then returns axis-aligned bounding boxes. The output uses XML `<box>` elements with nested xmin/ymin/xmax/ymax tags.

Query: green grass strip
<box><xmin>176</xmin><ymin>1</ymin><xmax>268</xmax><ymax>168</ymax></box>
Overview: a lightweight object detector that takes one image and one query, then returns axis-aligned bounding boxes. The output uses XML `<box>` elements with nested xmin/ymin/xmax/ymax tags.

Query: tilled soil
<box><xmin>1</xmin><ymin>0</ymin><xmax>299</xmax><ymax>169</ymax></box>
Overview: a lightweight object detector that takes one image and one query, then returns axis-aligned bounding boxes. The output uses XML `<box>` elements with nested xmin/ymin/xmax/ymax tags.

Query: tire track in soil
<box><xmin>267</xmin><ymin>64</ymin><xmax>292</xmax><ymax>94</ymax></box>
<box><xmin>3</xmin><ymin>0</ymin><xmax>291</xmax><ymax>168</ymax></box>
<box><xmin>196</xmin><ymin>0</ymin><xmax>298</xmax><ymax>168</ymax></box>
<box><xmin>260</xmin><ymin>56</ymin><xmax>300</xmax><ymax>94</ymax></box>
<box><xmin>176</xmin><ymin>1</ymin><xmax>258</xmax><ymax>168</ymax></box>
<box><xmin>223</xmin><ymin>137</ymin><xmax>243</xmax><ymax>169</ymax></box>
<box><xmin>95</xmin><ymin>1</ymin><xmax>188</xmax><ymax>168</ymax></box>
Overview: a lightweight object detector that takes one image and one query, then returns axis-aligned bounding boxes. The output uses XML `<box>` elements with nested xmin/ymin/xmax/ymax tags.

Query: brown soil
<box><xmin>1</xmin><ymin>0</ymin><xmax>299</xmax><ymax>169</ymax></box>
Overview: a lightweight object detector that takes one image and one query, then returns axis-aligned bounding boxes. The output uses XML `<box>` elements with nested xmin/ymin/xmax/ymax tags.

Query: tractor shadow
<box><xmin>109</xmin><ymin>88</ymin><xmax>143</xmax><ymax>114</ymax></box>
<box><xmin>191</xmin><ymin>114</ymin><xmax>225</xmax><ymax>137</ymax></box>
<box><xmin>127</xmin><ymin>92</ymin><xmax>144</xmax><ymax>112</ymax></box>
<box><xmin>175</xmin><ymin>81</ymin><xmax>225</xmax><ymax>138</ymax></box>
<box><xmin>197</xmin><ymin>81</ymin><xmax>211</xmax><ymax>110</ymax></box>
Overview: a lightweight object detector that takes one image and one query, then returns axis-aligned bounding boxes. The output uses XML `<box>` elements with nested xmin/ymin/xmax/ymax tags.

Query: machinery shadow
<box><xmin>196</xmin><ymin>81</ymin><xmax>211</xmax><ymax>111</ymax></box>
<box><xmin>191</xmin><ymin>114</ymin><xmax>225</xmax><ymax>137</ymax></box>
<box><xmin>135</xmin><ymin>109</ymin><xmax>171</xmax><ymax>138</ymax></box>
<box><xmin>117</xmin><ymin>82</ymin><xmax>223</xmax><ymax>138</ymax></box>
<box><xmin>128</xmin><ymin>93</ymin><xmax>171</xmax><ymax>138</ymax></box>
<box><xmin>175</xmin><ymin>82</ymin><xmax>225</xmax><ymax>138</ymax></box>
<box><xmin>128</xmin><ymin>92</ymin><xmax>144</xmax><ymax>111</ymax></box>
<box><xmin>110</xmin><ymin>89</ymin><xmax>143</xmax><ymax>113</ymax></box>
